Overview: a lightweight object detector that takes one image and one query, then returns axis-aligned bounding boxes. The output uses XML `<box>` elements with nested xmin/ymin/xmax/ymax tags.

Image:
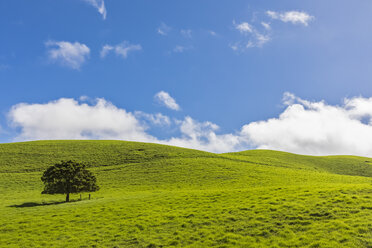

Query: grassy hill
<box><xmin>0</xmin><ymin>140</ymin><xmax>371</xmax><ymax>247</ymax></box>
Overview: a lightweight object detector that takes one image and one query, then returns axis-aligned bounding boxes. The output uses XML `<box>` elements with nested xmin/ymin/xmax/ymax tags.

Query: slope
<box><xmin>0</xmin><ymin>140</ymin><xmax>371</xmax><ymax>247</ymax></box>
<box><xmin>223</xmin><ymin>149</ymin><xmax>372</xmax><ymax>177</ymax></box>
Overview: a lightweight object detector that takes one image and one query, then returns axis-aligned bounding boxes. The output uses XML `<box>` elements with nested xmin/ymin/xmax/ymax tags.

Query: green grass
<box><xmin>0</xmin><ymin>140</ymin><xmax>371</xmax><ymax>247</ymax></box>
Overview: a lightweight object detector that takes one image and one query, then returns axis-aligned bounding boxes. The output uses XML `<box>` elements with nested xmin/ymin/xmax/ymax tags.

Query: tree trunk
<box><xmin>66</xmin><ymin>193</ymin><xmax>70</xmax><ymax>202</ymax></box>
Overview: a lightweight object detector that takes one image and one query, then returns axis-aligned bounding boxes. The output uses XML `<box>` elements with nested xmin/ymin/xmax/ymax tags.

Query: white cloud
<box><xmin>208</xmin><ymin>30</ymin><xmax>217</xmax><ymax>36</ymax></box>
<box><xmin>165</xmin><ymin>116</ymin><xmax>243</xmax><ymax>153</ymax></box>
<box><xmin>231</xmin><ymin>10</ymin><xmax>312</xmax><ymax>51</ymax></box>
<box><xmin>82</xmin><ymin>0</ymin><xmax>107</xmax><ymax>20</ymax></box>
<box><xmin>100</xmin><ymin>42</ymin><xmax>142</xmax><ymax>59</ymax></box>
<box><xmin>173</xmin><ymin>45</ymin><xmax>189</xmax><ymax>53</ymax></box>
<box><xmin>235</xmin><ymin>21</ymin><xmax>253</xmax><ymax>34</ymax></box>
<box><xmin>79</xmin><ymin>95</ymin><xmax>89</xmax><ymax>101</ymax></box>
<box><xmin>180</xmin><ymin>29</ymin><xmax>192</xmax><ymax>38</ymax></box>
<box><xmin>267</xmin><ymin>10</ymin><xmax>314</xmax><ymax>26</ymax></box>
<box><xmin>45</xmin><ymin>40</ymin><xmax>90</xmax><ymax>70</ymax></box>
<box><xmin>100</xmin><ymin>45</ymin><xmax>114</xmax><ymax>58</ymax></box>
<box><xmin>231</xmin><ymin>33</ymin><xmax>271</xmax><ymax>51</ymax></box>
<box><xmin>154</xmin><ymin>91</ymin><xmax>180</xmax><ymax>111</ymax></box>
<box><xmin>9</xmin><ymin>98</ymin><xmax>155</xmax><ymax>142</ymax></box>
<box><xmin>232</xmin><ymin>20</ymin><xmax>271</xmax><ymax>50</ymax></box>
<box><xmin>135</xmin><ymin>112</ymin><xmax>171</xmax><ymax>126</ymax></box>
<box><xmin>261</xmin><ymin>22</ymin><xmax>271</xmax><ymax>30</ymax></box>
<box><xmin>9</xmin><ymin>94</ymin><xmax>372</xmax><ymax>156</ymax></box>
<box><xmin>255</xmin><ymin>33</ymin><xmax>271</xmax><ymax>47</ymax></box>
<box><xmin>229</xmin><ymin>43</ymin><xmax>240</xmax><ymax>51</ymax></box>
<box><xmin>241</xmin><ymin>93</ymin><xmax>372</xmax><ymax>156</ymax></box>
<box><xmin>157</xmin><ymin>22</ymin><xmax>171</xmax><ymax>36</ymax></box>
<box><xmin>7</xmin><ymin>97</ymin><xmax>242</xmax><ymax>153</ymax></box>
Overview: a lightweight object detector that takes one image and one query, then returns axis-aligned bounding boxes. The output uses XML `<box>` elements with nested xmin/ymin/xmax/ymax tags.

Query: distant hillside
<box><xmin>0</xmin><ymin>140</ymin><xmax>214</xmax><ymax>173</ymax></box>
<box><xmin>223</xmin><ymin>149</ymin><xmax>372</xmax><ymax>178</ymax></box>
<box><xmin>1</xmin><ymin>140</ymin><xmax>372</xmax><ymax>177</ymax></box>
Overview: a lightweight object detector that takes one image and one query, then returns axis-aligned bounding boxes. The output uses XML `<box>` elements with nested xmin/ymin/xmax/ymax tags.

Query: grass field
<box><xmin>0</xmin><ymin>140</ymin><xmax>371</xmax><ymax>247</ymax></box>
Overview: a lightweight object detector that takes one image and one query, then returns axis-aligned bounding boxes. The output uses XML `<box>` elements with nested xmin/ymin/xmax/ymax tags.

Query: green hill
<box><xmin>223</xmin><ymin>149</ymin><xmax>372</xmax><ymax>177</ymax></box>
<box><xmin>0</xmin><ymin>140</ymin><xmax>371</xmax><ymax>247</ymax></box>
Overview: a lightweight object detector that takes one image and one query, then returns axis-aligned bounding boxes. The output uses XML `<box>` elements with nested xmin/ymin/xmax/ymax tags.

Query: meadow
<box><xmin>0</xmin><ymin>140</ymin><xmax>371</xmax><ymax>247</ymax></box>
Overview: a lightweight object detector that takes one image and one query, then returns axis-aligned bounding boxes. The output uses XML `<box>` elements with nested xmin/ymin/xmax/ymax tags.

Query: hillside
<box><xmin>0</xmin><ymin>140</ymin><xmax>371</xmax><ymax>247</ymax></box>
<box><xmin>223</xmin><ymin>149</ymin><xmax>372</xmax><ymax>177</ymax></box>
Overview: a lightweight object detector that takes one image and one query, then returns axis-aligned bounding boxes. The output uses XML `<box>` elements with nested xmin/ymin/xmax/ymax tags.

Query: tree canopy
<box><xmin>41</xmin><ymin>160</ymin><xmax>99</xmax><ymax>202</ymax></box>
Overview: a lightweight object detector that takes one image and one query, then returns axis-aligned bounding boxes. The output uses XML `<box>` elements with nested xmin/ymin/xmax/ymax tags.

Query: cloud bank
<box><xmin>7</xmin><ymin>93</ymin><xmax>372</xmax><ymax>156</ymax></box>
<box><xmin>7</xmin><ymin>97</ymin><xmax>241</xmax><ymax>153</ymax></box>
<box><xmin>83</xmin><ymin>0</ymin><xmax>107</xmax><ymax>20</ymax></box>
<box><xmin>45</xmin><ymin>40</ymin><xmax>90</xmax><ymax>70</ymax></box>
<box><xmin>242</xmin><ymin>93</ymin><xmax>372</xmax><ymax>156</ymax></box>
<box><xmin>9</xmin><ymin>98</ymin><xmax>154</xmax><ymax>142</ymax></box>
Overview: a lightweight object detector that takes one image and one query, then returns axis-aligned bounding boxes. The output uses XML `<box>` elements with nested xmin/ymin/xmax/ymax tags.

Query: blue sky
<box><xmin>2</xmin><ymin>0</ymin><xmax>372</xmax><ymax>155</ymax></box>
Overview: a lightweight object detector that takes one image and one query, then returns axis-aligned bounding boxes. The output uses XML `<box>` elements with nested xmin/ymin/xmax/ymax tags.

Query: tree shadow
<box><xmin>8</xmin><ymin>199</ymin><xmax>80</xmax><ymax>208</ymax></box>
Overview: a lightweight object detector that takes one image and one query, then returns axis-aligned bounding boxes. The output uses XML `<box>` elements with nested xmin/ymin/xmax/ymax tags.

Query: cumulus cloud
<box><xmin>267</xmin><ymin>11</ymin><xmax>314</xmax><ymax>26</ymax></box>
<box><xmin>45</xmin><ymin>40</ymin><xmax>90</xmax><ymax>70</ymax></box>
<box><xmin>7</xmin><ymin>97</ymin><xmax>242</xmax><ymax>153</ymax></box>
<box><xmin>135</xmin><ymin>112</ymin><xmax>171</xmax><ymax>126</ymax></box>
<box><xmin>235</xmin><ymin>22</ymin><xmax>253</xmax><ymax>34</ymax></box>
<box><xmin>154</xmin><ymin>91</ymin><xmax>180</xmax><ymax>111</ymax></box>
<box><xmin>166</xmin><ymin>117</ymin><xmax>243</xmax><ymax>153</ymax></box>
<box><xmin>8</xmin><ymin>98</ymin><xmax>155</xmax><ymax>142</ymax></box>
<box><xmin>100</xmin><ymin>42</ymin><xmax>142</xmax><ymax>59</ymax></box>
<box><xmin>82</xmin><ymin>0</ymin><xmax>107</xmax><ymax>20</ymax></box>
<box><xmin>8</xmin><ymin>94</ymin><xmax>372</xmax><ymax>156</ymax></box>
<box><xmin>241</xmin><ymin>93</ymin><xmax>372</xmax><ymax>156</ymax></box>
<box><xmin>157</xmin><ymin>22</ymin><xmax>171</xmax><ymax>36</ymax></box>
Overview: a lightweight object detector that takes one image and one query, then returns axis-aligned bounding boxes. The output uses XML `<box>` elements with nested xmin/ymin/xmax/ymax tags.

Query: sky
<box><xmin>2</xmin><ymin>0</ymin><xmax>372</xmax><ymax>156</ymax></box>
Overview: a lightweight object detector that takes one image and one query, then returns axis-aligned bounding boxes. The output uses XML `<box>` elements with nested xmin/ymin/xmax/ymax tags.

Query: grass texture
<box><xmin>0</xmin><ymin>140</ymin><xmax>371</xmax><ymax>247</ymax></box>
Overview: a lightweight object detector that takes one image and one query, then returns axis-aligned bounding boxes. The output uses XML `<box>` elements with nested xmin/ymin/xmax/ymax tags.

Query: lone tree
<box><xmin>41</xmin><ymin>160</ymin><xmax>99</xmax><ymax>202</ymax></box>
